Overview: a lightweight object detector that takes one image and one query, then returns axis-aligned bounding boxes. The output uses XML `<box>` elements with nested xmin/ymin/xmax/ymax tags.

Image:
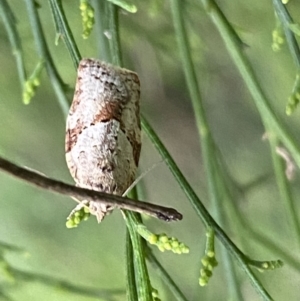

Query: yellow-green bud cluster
<box><xmin>282</xmin><ymin>0</ymin><xmax>289</xmax><ymax>4</ymax></box>
<box><xmin>22</xmin><ymin>78</ymin><xmax>40</xmax><ymax>105</ymax></box>
<box><xmin>66</xmin><ymin>206</ymin><xmax>90</xmax><ymax>228</ymax></box>
<box><xmin>250</xmin><ymin>259</ymin><xmax>283</xmax><ymax>272</ymax></box>
<box><xmin>22</xmin><ymin>60</ymin><xmax>44</xmax><ymax>104</ymax></box>
<box><xmin>272</xmin><ymin>28</ymin><xmax>285</xmax><ymax>52</ymax></box>
<box><xmin>199</xmin><ymin>252</ymin><xmax>218</xmax><ymax>286</ymax></box>
<box><xmin>267</xmin><ymin>259</ymin><xmax>283</xmax><ymax>270</ymax></box>
<box><xmin>286</xmin><ymin>93</ymin><xmax>300</xmax><ymax>115</ymax></box>
<box><xmin>80</xmin><ymin>0</ymin><xmax>95</xmax><ymax>39</ymax></box>
<box><xmin>286</xmin><ymin>74</ymin><xmax>300</xmax><ymax>115</ymax></box>
<box><xmin>152</xmin><ymin>287</ymin><xmax>161</xmax><ymax>301</ymax></box>
<box><xmin>148</xmin><ymin>233</ymin><xmax>189</xmax><ymax>254</ymax></box>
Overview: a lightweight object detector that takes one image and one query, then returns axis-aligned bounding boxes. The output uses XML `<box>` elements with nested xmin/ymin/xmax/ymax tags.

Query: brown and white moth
<box><xmin>65</xmin><ymin>58</ymin><xmax>141</xmax><ymax>222</ymax></box>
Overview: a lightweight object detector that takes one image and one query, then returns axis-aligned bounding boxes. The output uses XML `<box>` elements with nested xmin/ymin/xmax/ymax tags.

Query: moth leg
<box><xmin>89</xmin><ymin>201</ymin><xmax>114</xmax><ymax>223</ymax></box>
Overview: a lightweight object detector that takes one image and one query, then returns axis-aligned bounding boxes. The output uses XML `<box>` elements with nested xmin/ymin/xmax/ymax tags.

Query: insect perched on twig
<box><xmin>65</xmin><ymin>58</ymin><xmax>141</xmax><ymax>222</ymax></box>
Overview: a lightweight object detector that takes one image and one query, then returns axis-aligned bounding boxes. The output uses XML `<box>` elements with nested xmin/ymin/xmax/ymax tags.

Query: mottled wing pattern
<box><xmin>65</xmin><ymin>58</ymin><xmax>141</xmax><ymax>222</ymax></box>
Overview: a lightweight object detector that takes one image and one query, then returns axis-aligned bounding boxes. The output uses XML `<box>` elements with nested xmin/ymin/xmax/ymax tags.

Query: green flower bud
<box><xmin>80</xmin><ymin>0</ymin><xmax>95</xmax><ymax>39</ymax></box>
<box><xmin>33</xmin><ymin>78</ymin><xmax>40</xmax><ymax>87</ymax></box>
<box><xmin>158</xmin><ymin>245</ymin><xmax>165</xmax><ymax>252</ymax></box>
<box><xmin>199</xmin><ymin>276</ymin><xmax>208</xmax><ymax>287</ymax></box>
<box><xmin>80</xmin><ymin>2</ymin><xmax>87</xmax><ymax>10</ymax></box>
<box><xmin>159</xmin><ymin>235</ymin><xmax>169</xmax><ymax>243</ymax></box>
<box><xmin>149</xmin><ymin>234</ymin><xmax>158</xmax><ymax>244</ymax></box>
<box><xmin>164</xmin><ymin>242</ymin><xmax>172</xmax><ymax>250</ymax></box>
<box><xmin>66</xmin><ymin>219</ymin><xmax>77</xmax><ymax>228</ymax></box>
<box><xmin>182</xmin><ymin>246</ymin><xmax>190</xmax><ymax>253</ymax></box>
<box><xmin>211</xmin><ymin>257</ymin><xmax>218</xmax><ymax>267</ymax></box>
<box><xmin>201</xmin><ymin>256</ymin><xmax>209</xmax><ymax>267</ymax></box>
<box><xmin>152</xmin><ymin>288</ymin><xmax>159</xmax><ymax>297</ymax></box>
<box><xmin>201</xmin><ymin>268</ymin><xmax>212</xmax><ymax>278</ymax></box>
<box><xmin>74</xmin><ymin>216</ymin><xmax>81</xmax><ymax>224</ymax></box>
<box><xmin>171</xmin><ymin>240</ymin><xmax>179</xmax><ymax>248</ymax></box>
<box><xmin>262</xmin><ymin>262</ymin><xmax>269</xmax><ymax>269</ymax></box>
<box><xmin>83</xmin><ymin>213</ymin><xmax>90</xmax><ymax>221</ymax></box>
<box><xmin>74</xmin><ymin>211</ymin><xmax>81</xmax><ymax>217</ymax></box>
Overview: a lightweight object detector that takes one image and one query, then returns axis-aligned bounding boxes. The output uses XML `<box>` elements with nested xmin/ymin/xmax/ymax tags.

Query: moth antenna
<box><xmin>122</xmin><ymin>159</ymin><xmax>164</xmax><ymax>197</ymax></box>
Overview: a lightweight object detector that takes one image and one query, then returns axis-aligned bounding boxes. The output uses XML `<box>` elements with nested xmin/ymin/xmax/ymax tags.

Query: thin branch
<box><xmin>92</xmin><ymin>0</ymin><xmax>111</xmax><ymax>62</ymax></box>
<box><xmin>10</xmin><ymin>267</ymin><xmax>124</xmax><ymax>301</ymax></box>
<box><xmin>141</xmin><ymin>116</ymin><xmax>278</xmax><ymax>301</ymax></box>
<box><xmin>147</xmin><ymin>250</ymin><xmax>188</xmax><ymax>301</ymax></box>
<box><xmin>200</xmin><ymin>0</ymin><xmax>300</xmax><ymax>172</ymax></box>
<box><xmin>123</xmin><ymin>211</ymin><xmax>153</xmax><ymax>301</ymax></box>
<box><xmin>125</xmin><ymin>230</ymin><xmax>138</xmax><ymax>301</ymax></box>
<box><xmin>48</xmin><ymin>0</ymin><xmax>81</xmax><ymax>69</ymax></box>
<box><xmin>25</xmin><ymin>0</ymin><xmax>69</xmax><ymax>117</ymax></box>
<box><xmin>0</xmin><ymin>156</ymin><xmax>182</xmax><ymax>222</ymax></box>
<box><xmin>170</xmin><ymin>1</ymin><xmax>242</xmax><ymax>298</ymax></box>
<box><xmin>0</xmin><ymin>0</ymin><xmax>26</xmax><ymax>87</ymax></box>
<box><xmin>107</xmin><ymin>3</ymin><xmax>122</xmax><ymax>66</ymax></box>
<box><xmin>272</xmin><ymin>0</ymin><xmax>300</xmax><ymax>69</ymax></box>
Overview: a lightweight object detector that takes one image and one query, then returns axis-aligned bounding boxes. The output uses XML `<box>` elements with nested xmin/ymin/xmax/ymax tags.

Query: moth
<box><xmin>65</xmin><ymin>58</ymin><xmax>141</xmax><ymax>222</ymax></box>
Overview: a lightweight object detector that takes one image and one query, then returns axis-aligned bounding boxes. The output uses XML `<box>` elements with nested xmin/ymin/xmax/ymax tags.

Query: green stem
<box><xmin>170</xmin><ymin>0</ymin><xmax>242</xmax><ymax>298</ymax></box>
<box><xmin>0</xmin><ymin>0</ymin><xmax>26</xmax><ymax>86</ymax></box>
<box><xmin>125</xmin><ymin>231</ymin><xmax>138</xmax><ymax>301</ymax></box>
<box><xmin>141</xmin><ymin>116</ymin><xmax>208</xmax><ymax>227</ymax></box>
<box><xmin>268</xmin><ymin>133</ymin><xmax>300</xmax><ymax>248</ymax></box>
<box><xmin>92</xmin><ymin>0</ymin><xmax>111</xmax><ymax>62</ymax></box>
<box><xmin>245</xmin><ymin>226</ymin><xmax>300</xmax><ymax>273</ymax></box>
<box><xmin>107</xmin><ymin>3</ymin><xmax>122</xmax><ymax>66</ymax></box>
<box><xmin>41</xmin><ymin>0</ymin><xmax>276</xmax><ymax>298</ymax></box>
<box><xmin>272</xmin><ymin>0</ymin><xmax>300</xmax><ymax>68</ymax></box>
<box><xmin>141</xmin><ymin>116</ymin><xmax>273</xmax><ymax>301</ymax></box>
<box><xmin>46</xmin><ymin>3</ymin><xmax>155</xmax><ymax>298</ymax></box>
<box><xmin>41</xmin><ymin>1</ymin><xmax>276</xmax><ymax>299</ymax></box>
<box><xmin>10</xmin><ymin>267</ymin><xmax>124</xmax><ymax>300</ymax></box>
<box><xmin>147</xmin><ymin>250</ymin><xmax>189</xmax><ymax>301</ymax></box>
<box><xmin>106</xmin><ymin>5</ymin><xmax>152</xmax><ymax>300</ymax></box>
<box><xmin>48</xmin><ymin>0</ymin><xmax>81</xmax><ymax>68</ymax></box>
<box><xmin>215</xmin><ymin>154</ymin><xmax>300</xmax><ymax>273</ymax></box>
<box><xmin>124</xmin><ymin>211</ymin><xmax>152</xmax><ymax>301</ymax></box>
<box><xmin>24</xmin><ymin>0</ymin><xmax>69</xmax><ymax>117</ymax></box>
<box><xmin>201</xmin><ymin>0</ymin><xmax>300</xmax><ymax>172</ymax></box>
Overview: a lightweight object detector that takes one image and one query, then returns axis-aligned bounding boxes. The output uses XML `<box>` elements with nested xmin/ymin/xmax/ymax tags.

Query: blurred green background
<box><xmin>1</xmin><ymin>0</ymin><xmax>300</xmax><ymax>300</ymax></box>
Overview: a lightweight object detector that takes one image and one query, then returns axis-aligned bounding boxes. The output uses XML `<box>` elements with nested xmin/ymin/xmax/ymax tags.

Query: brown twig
<box><xmin>0</xmin><ymin>156</ymin><xmax>182</xmax><ymax>222</ymax></box>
